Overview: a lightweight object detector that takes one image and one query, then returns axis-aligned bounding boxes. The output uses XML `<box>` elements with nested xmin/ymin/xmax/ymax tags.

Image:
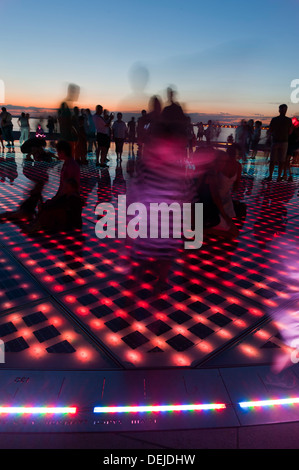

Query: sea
<box><xmin>10</xmin><ymin>117</ymin><xmax>268</xmax><ymax>145</ymax></box>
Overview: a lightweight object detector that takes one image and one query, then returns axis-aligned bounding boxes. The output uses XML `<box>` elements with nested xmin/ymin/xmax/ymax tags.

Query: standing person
<box><xmin>103</xmin><ymin>109</ymin><xmax>114</xmax><ymax>161</ymax></box>
<box><xmin>282</xmin><ymin>118</ymin><xmax>299</xmax><ymax>182</ymax></box>
<box><xmin>85</xmin><ymin>108</ymin><xmax>97</xmax><ymax>154</ymax></box>
<box><xmin>93</xmin><ymin>105</ymin><xmax>112</xmax><ymax>168</ymax></box>
<box><xmin>0</xmin><ymin>107</ymin><xmax>14</xmax><ymax>148</ymax></box>
<box><xmin>264</xmin><ymin>104</ymin><xmax>293</xmax><ymax>182</ymax></box>
<box><xmin>18</xmin><ymin>112</ymin><xmax>30</xmax><ymax>146</ymax></box>
<box><xmin>127</xmin><ymin>117</ymin><xmax>136</xmax><ymax>154</ymax></box>
<box><xmin>112</xmin><ymin>112</ymin><xmax>127</xmax><ymax>160</ymax></box>
<box><xmin>136</xmin><ymin>109</ymin><xmax>147</xmax><ymax>156</ymax></box>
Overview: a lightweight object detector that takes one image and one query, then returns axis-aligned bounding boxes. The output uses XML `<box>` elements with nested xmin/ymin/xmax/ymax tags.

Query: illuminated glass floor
<box><xmin>0</xmin><ymin>144</ymin><xmax>298</xmax><ymax>371</ymax></box>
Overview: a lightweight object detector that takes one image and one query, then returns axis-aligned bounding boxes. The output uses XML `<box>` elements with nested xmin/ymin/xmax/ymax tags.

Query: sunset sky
<box><xmin>1</xmin><ymin>0</ymin><xmax>299</xmax><ymax>122</ymax></box>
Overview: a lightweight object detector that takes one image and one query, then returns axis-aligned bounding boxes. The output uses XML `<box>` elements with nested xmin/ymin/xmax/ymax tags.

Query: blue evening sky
<box><xmin>1</xmin><ymin>0</ymin><xmax>299</xmax><ymax>121</ymax></box>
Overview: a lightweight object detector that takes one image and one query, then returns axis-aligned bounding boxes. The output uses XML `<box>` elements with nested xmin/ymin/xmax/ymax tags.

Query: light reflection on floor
<box><xmin>0</xmin><ymin>143</ymin><xmax>298</xmax><ymax>370</ymax></box>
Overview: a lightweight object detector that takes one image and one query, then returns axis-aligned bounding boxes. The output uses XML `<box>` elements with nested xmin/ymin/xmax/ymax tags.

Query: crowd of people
<box><xmin>1</xmin><ymin>91</ymin><xmax>299</xmax><ymax>379</ymax></box>
<box><xmin>0</xmin><ymin>94</ymin><xmax>298</xmax><ymax>242</ymax></box>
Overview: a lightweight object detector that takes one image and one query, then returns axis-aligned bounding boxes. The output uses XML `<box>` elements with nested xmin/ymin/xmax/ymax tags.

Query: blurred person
<box><xmin>25</xmin><ymin>140</ymin><xmax>82</xmax><ymax>233</ymax></box>
<box><xmin>250</xmin><ymin>120</ymin><xmax>262</xmax><ymax>159</ymax></box>
<box><xmin>123</xmin><ymin>94</ymin><xmax>191</xmax><ymax>290</ymax></box>
<box><xmin>282</xmin><ymin>117</ymin><xmax>299</xmax><ymax>182</ymax></box>
<box><xmin>58</xmin><ymin>83</ymin><xmax>80</xmax><ymax>154</ymax></box>
<box><xmin>194</xmin><ymin>146</ymin><xmax>241</xmax><ymax>239</ymax></box>
<box><xmin>0</xmin><ymin>139</ymin><xmax>51</xmax><ymax>222</ymax></box>
<box><xmin>18</xmin><ymin>112</ymin><xmax>30</xmax><ymax>145</ymax></box>
<box><xmin>235</xmin><ymin>119</ymin><xmax>248</xmax><ymax>164</ymax></box>
<box><xmin>263</xmin><ymin>104</ymin><xmax>293</xmax><ymax>182</ymax></box>
<box><xmin>246</xmin><ymin>119</ymin><xmax>254</xmax><ymax>155</ymax></box>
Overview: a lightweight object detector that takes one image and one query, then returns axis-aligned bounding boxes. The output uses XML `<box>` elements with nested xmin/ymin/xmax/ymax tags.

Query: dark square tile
<box><xmin>208</xmin><ymin>313</ymin><xmax>232</xmax><ymax>327</ymax></box>
<box><xmin>205</xmin><ymin>293</ymin><xmax>225</xmax><ymax>305</ymax></box>
<box><xmin>146</xmin><ymin>320</ymin><xmax>171</xmax><ymax>336</ymax></box>
<box><xmin>105</xmin><ymin>317</ymin><xmax>130</xmax><ymax>332</ymax></box>
<box><xmin>188</xmin><ymin>301</ymin><xmax>210</xmax><ymax>314</ymax></box>
<box><xmin>188</xmin><ymin>322</ymin><xmax>214</xmax><ymax>339</ymax></box>
<box><xmin>79</xmin><ymin>269</ymin><xmax>94</xmax><ymax>278</ymax></box>
<box><xmin>129</xmin><ymin>307</ymin><xmax>151</xmax><ymax>321</ymax></box>
<box><xmin>187</xmin><ymin>284</ymin><xmax>205</xmax><ymax>295</ymax></box>
<box><xmin>46</xmin><ymin>340</ymin><xmax>76</xmax><ymax>353</ymax></box>
<box><xmin>57</xmin><ymin>275</ymin><xmax>75</xmax><ymax>284</ymax></box>
<box><xmin>22</xmin><ymin>311</ymin><xmax>47</xmax><ymax>326</ymax></box>
<box><xmin>235</xmin><ymin>279</ymin><xmax>254</xmax><ymax>289</ymax></box>
<box><xmin>255</xmin><ymin>288</ymin><xmax>275</xmax><ymax>299</ymax></box>
<box><xmin>166</xmin><ymin>334</ymin><xmax>194</xmax><ymax>351</ymax></box>
<box><xmin>90</xmin><ymin>305</ymin><xmax>113</xmax><ymax>318</ymax></box>
<box><xmin>225</xmin><ymin>303</ymin><xmax>247</xmax><ymax>317</ymax></box>
<box><xmin>150</xmin><ymin>299</ymin><xmax>172</xmax><ymax>311</ymax></box>
<box><xmin>113</xmin><ymin>297</ymin><xmax>135</xmax><ymax>309</ymax></box>
<box><xmin>6</xmin><ymin>288</ymin><xmax>26</xmax><ymax>300</ymax></box>
<box><xmin>33</xmin><ymin>325</ymin><xmax>61</xmax><ymax>343</ymax></box>
<box><xmin>77</xmin><ymin>294</ymin><xmax>99</xmax><ymax>306</ymax></box>
<box><xmin>168</xmin><ymin>310</ymin><xmax>192</xmax><ymax>324</ymax></box>
<box><xmin>121</xmin><ymin>331</ymin><xmax>149</xmax><ymax>349</ymax></box>
<box><xmin>170</xmin><ymin>291</ymin><xmax>190</xmax><ymax>302</ymax></box>
<box><xmin>0</xmin><ymin>322</ymin><xmax>17</xmax><ymax>337</ymax></box>
<box><xmin>4</xmin><ymin>337</ymin><xmax>29</xmax><ymax>352</ymax></box>
<box><xmin>101</xmin><ymin>286</ymin><xmax>119</xmax><ymax>297</ymax></box>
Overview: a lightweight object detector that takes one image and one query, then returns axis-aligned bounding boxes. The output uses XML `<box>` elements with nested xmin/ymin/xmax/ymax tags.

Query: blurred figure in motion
<box><xmin>265</xmin><ymin>243</ymin><xmax>299</xmax><ymax>387</ymax></box>
<box><xmin>250</xmin><ymin>120</ymin><xmax>262</xmax><ymax>159</ymax></box>
<box><xmin>125</xmin><ymin>92</ymin><xmax>191</xmax><ymax>291</ymax></box>
<box><xmin>18</xmin><ymin>112</ymin><xmax>30</xmax><ymax>146</ymax></box>
<box><xmin>281</xmin><ymin>116</ymin><xmax>299</xmax><ymax>182</ymax></box>
<box><xmin>58</xmin><ymin>83</ymin><xmax>80</xmax><ymax>155</ymax></box>
<box><xmin>0</xmin><ymin>138</ymin><xmax>51</xmax><ymax>222</ymax></box>
<box><xmin>25</xmin><ymin>140</ymin><xmax>82</xmax><ymax>233</ymax></box>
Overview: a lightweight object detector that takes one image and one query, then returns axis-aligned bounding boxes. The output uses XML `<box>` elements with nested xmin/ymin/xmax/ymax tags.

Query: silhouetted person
<box><xmin>127</xmin><ymin>117</ymin><xmax>136</xmax><ymax>154</ymax></box>
<box><xmin>264</xmin><ymin>104</ymin><xmax>293</xmax><ymax>182</ymax></box>
<box><xmin>93</xmin><ymin>105</ymin><xmax>112</xmax><ymax>167</ymax></box>
<box><xmin>112</xmin><ymin>112</ymin><xmax>127</xmax><ymax>160</ymax></box>
<box><xmin>0</xmin><ymin>107</ymin><xmax>14</xmax><ymax>148</ymax></box>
